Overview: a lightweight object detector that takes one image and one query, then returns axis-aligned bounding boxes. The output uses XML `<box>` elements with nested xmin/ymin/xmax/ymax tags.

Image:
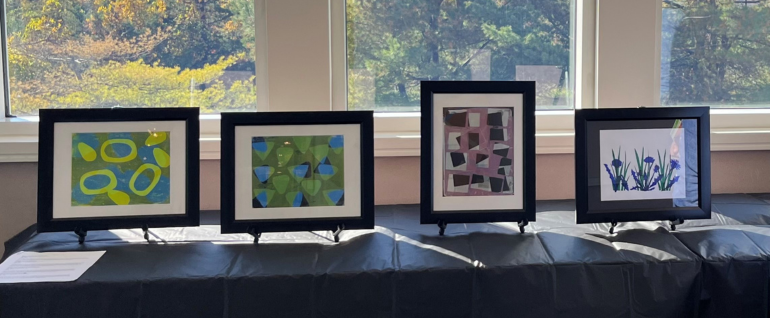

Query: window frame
<box><xmin>0</xmin><ymin>0</ymin><xmax>7</xmax><ymax>120</ymax></box>
<box><xmin>592</xmin><ymin>0</ymin><xmax>770</xmax><ymax>152</ymax></box>
<box><xmin>331</xmin><ymin>0</ymin><xmax>580</xmax><ymax>112</ymax></box>
<box><xmin>1</xmin><ymin>0</ymin><xmax>769</xmax><ymax>163</ymax></box>
<box><xmin>330</xmin><ymin>0</ymin><xmax>584</xmax><ymax>156</ymax></box>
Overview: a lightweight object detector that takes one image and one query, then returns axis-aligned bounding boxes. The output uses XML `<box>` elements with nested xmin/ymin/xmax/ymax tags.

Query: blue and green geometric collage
<box><xmin>251</xmin><ymin>135</ymin><xmax>345</xmax><ymax>208</ymax></box>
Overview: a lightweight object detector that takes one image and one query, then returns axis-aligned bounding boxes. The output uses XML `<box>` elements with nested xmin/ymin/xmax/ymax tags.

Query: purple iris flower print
<box><xmin>604</xmin><ymin>164</ymin><xmax>616</xmax><ymax>184</ymax></box>
<box><xmin>657</xmin><ymin>156</ymin><xmax>681</xmax><ymax>191</ymax></box>
<box><xmin>630</xmin><ymin>170</ymin><xmax>641</xmax><ymax>191</ymax></box>
<box><xmin>628</xmin><ymin>149</ymin><xmax>661</xmax><ymax>191</ymax></box>
<box><xmin>670</xmin><ymin>159</ymin><xmax>680</xmax><ymax>170</ymax></box>
<box><xmin>605</xmin><ymin>147</ymin><xmax>682</xmax><ymax>193</ymax></box>
<box><xmin>649</xmin><ymin>175</ymin><xmax>662</xmax><ymax>190</ymax></box>
<box><xmin>604</xmin><ymin>147</ymin><xmax>630</xmax><ymax>192</ymax></box>
<box><xmin>627</xmin><ymin>148</ymin><xmax>684</xmax><ymax>192</ymax></box>
<box><xmin>669</xmin><ymin>176</ymin><xmax>680</xmax><ymax>187</ymax></box>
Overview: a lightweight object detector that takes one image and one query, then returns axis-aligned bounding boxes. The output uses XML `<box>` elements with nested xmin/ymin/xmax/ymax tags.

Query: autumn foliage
<box><xmin>6</xmin><ymin>0</ymin><xmax>769</xmax><ymax>114</ymax></box>
<box><xmin>6</xmin><ymin>0</ymin><xmax>257</xmax><ymax>114</ymax></box>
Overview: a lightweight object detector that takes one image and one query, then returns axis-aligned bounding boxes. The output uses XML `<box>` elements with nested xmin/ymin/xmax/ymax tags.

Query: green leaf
<box><xmin>623</xmin><ymin>152</ymin><xmax>630</xmax><ymax>186</ymax></box>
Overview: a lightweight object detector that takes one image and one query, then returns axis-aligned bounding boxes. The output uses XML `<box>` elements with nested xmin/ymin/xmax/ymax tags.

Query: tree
<box><xmin>225</xmin><ymin>0</ymin><xmax>257</xmax><ymax>62</ymax></box>
<box><xmin>10</xmin><ymin>55</ymin><xmax>256</xmax><ymax>114</ymax></box>
<box><xmin>346</xmin><ymin>0</ymin><xmax>572</xmax><ymax>110</ymax></box>
<box><xmin>663</xmin><ymin>0</ymin><xmax>770</xmax><ymax>106</ymax></box>
<box><xmin>5</xmin><ymin>0</ymin><xmax>258</xmax><ymax>115</ymax></box>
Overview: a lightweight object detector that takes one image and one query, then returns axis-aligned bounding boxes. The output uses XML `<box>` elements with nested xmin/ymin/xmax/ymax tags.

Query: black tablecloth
<box><xmin>2</xmin><ymin>194</ymin><xmax>770</xmax><ymax>318</ymax></box>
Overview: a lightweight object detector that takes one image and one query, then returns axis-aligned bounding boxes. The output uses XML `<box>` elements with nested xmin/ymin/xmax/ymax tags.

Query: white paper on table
<box><xmin>0</xmin><ymin>251</ymin><xmax>105</xmax><ymax>284</ymax></box>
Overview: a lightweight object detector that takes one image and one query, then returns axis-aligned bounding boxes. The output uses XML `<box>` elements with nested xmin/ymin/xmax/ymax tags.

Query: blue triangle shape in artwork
<box><xmin>293</xmin><ymin>192</ymin><xmax>304</xmax><ymax>207</ymax></box>
<box><xmin>317</xmin><ymin>164</ymin><xmax>335</xmax><ymax>176</ymax></box>
<box><xmin>252</xmin><ymin>141</ymin><xmax>268</xmax><ymax>153</ymax></box>
<box><xmin>253</xmin><ymin>166</ymin><xmax>272</xmax><ymax>183</ymax></box>
<box><xmin>327</xmin><ymin>190</ymin><xmax>344</xmax><ymax>205</ymax></box>
<box><xmin>292</xmin><ymin>165</ymin><xmax>309</xmax><ymax>178</ymax></box>
<box><xmin>257</xmin><ymin>191</ymin><xmax>269</xmax><ymax>207</ymax></box>
<box><xmin>329</xmin><ymin>135</ymin><xmax>344</xmax><ymax>149</ymax></box>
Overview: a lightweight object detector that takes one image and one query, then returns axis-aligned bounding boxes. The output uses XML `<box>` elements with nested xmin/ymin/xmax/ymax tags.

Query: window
<box><xmin>345</xmin><ymin>0</ymin><xmax>575</xmax><ymax>111</ymax></box>
<box><xmin>3</xmin><ymin>0</ymin><xmax>257</xmax><ymax>116</ymax></box>
<box><xmin>661</xmin><ymin>0</ymin><xmax>770</xmax><ymax>108</ymax></box>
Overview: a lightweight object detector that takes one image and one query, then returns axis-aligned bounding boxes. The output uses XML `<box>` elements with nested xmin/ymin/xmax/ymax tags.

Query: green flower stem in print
<box><xmin>72</xmin><ymin>132</ymin><xmax>171</xmax><ymax>206</ymax></box>
<box><xmin>252</xmin><ymin>135</ymin><xmax>345</xmax><ymax>208</ymax></box>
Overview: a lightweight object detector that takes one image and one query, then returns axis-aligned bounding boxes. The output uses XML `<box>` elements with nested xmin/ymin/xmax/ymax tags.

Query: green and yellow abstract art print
<box><xmin>71</xmin><ymin>132</ymin><xmax>171</xmax><ymax>206</ymax></box>
<box><xmin>251</xmin><ymin>135</ymin><xmax>345</xmax><ymax>208</ymax></box>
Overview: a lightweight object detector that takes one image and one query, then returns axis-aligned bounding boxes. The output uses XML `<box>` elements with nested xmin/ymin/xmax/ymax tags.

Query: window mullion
<box><xmin>330</xmin><ymin>0</ymin><xmax>347</xmax><ymax>112</ymax></box>
<box><xmin>255</xmin><ymin>0</ymin><xmax>270</xmax><ymax>112</ymax></box>
<box><xmin>263</xmin><ymin>0</ymin><xmax>332</xmax><ymax>112</ymax></box>
<box><xmin>575</xmin><ymin>0</ymin><xmax>597</xmax><ymax>109</ymax></box>
<box><xmin>0</xmin><ymin>0</ymin><xmax>8</xmax><ymax>119</ymax></box>
<box><xmin>595</xmin><ymin>0</ymin><xmax>659</xmax><ymax>109</ymax></box>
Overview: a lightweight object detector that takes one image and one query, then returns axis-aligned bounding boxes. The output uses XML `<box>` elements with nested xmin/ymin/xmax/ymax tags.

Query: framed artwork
<box><xmin>420</xmin><ymin>81</ymin><xmax>536</xmax><ymax>232</ymax></box>
<box><xmin>220</xmin><ymin>111</ymin><xmax>374</xmax><ymax>238</ymax></box>
<box><xmin>575</xmin><ymin>107</ymin><xmax>711</xmax><ymax>226</ymax></box>
<box><xmin>37</xmin><ymin>108</ymin><xmax>200</xmax><ymax>237</ymax></box>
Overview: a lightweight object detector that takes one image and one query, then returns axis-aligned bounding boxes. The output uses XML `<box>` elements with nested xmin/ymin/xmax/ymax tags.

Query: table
<box><xmin>1</xmin><ymin>194</ymin><xmax>769</xmax><ymax>318</ymax></box>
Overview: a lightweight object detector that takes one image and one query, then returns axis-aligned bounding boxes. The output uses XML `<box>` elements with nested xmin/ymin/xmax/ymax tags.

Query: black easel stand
<box><xmin>518</xmin><ymin>218</ymin><xmax>529</xmax><ymax>234</ymax></box>
<box><xmin>142</xmin><ymin>225</ymin><xmax>150</xmax><ymax>242</ymax></box>
<box><xmin>332</xmin><ymin>224</ymin><xmax>345</xmax><ymax>243</ymax></box>
<box><xmin>609</xmin><ymin>221</ymin><xmax>618</xmax><ymax>235</ymax></box>
<box><xmin>247</xmin><ymin>227</ymin><xmax>261</xmax><ymax>244</ymax></box>
<box><xmin>75</xmin><ymin>228</ymin><xmax>87</xmax><ymax>244</ymax></box>
<box><xmin>437</xmin><ymin>220</ymin><xmax>447</xmax><ymax>236</ymax></box>
<box><xmin>670</xmin><ymin>218</ymin><xmax>684</xmax><ymax>231</ymax></box>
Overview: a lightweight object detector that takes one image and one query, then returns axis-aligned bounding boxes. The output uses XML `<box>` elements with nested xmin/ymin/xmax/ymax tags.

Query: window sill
<box><xmin>0</xmin><ymin>110</ymin><xmax>768</xmax><ymax>163</ymax></box>
<box><xmin>0</xmin><ymin>134</ymin><xmax>575</xmax><ymax>162</ymax></box>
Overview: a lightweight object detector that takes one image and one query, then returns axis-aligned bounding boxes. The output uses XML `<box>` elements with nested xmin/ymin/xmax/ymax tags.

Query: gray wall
<box><xmin>2</xmin><ymin>151</ymin><xmax>770</xmax><ymax>256</ymax></box>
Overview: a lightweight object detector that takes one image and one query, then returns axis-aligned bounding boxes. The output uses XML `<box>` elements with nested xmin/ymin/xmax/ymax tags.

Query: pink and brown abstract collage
<box><xmin>443</xmin><ymin>107</ymin><xmax>515</xmax><ymax>197</ymax></box>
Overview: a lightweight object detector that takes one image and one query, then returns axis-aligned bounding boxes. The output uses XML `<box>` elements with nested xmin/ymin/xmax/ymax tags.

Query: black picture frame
<box><xmin>220</xmin><ymin>111</ymin><xmax>375</xmax><ymax>234</ymax></box>
<box><xmin>37</xmin><ymin>107</ymin><xmax>201</xmax><ymax>233</ymax></box>
<box><xmin>575</xmin><ymin>107</ymin><xmax>711</xmax><ymax>224</ymax></box>
<box><xmin>420</xmin><ymin>81</ymin><xmax>537</xmax><ymax>226</ymax></box>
